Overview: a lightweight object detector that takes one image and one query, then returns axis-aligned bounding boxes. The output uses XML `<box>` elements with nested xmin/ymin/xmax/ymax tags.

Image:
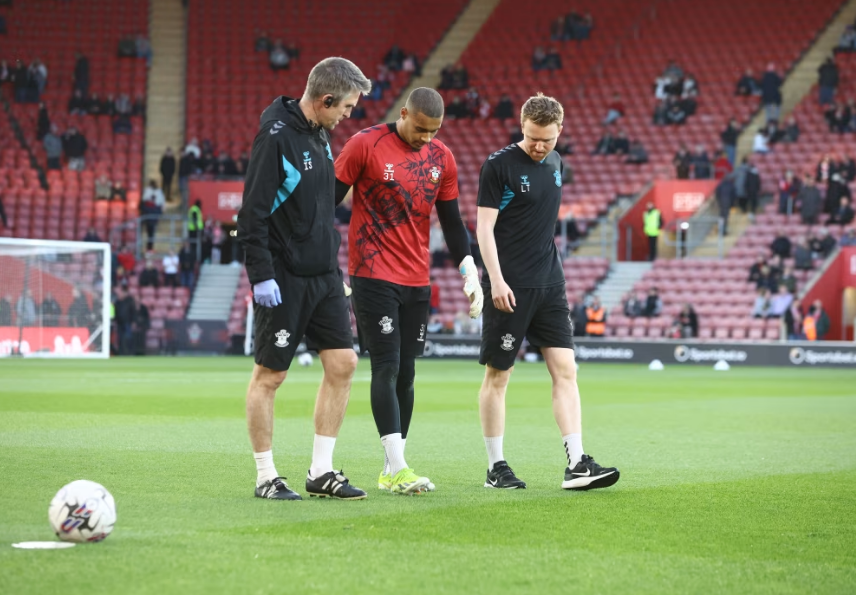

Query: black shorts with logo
<box><xmin>480</xmin><ymin>283</ymin><xmax>575</xmax><ymax>371</ymax></box>
<box><xmin>350</xmin><ymin>276</ymin><xmax>431</xmax><ymax>362</ymax></box>
<box><xmin>253</xmin><ymin>264</ymin><xmax>353</xmax><ymax>371</ymax></box>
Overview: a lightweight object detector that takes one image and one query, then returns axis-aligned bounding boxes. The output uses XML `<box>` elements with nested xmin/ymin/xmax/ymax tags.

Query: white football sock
<box><xmin>383</xmin><ymin>438</ymin><xmax>405</xmax><ymax>475</ymax></box>
<box><xmin>254</xmin><ymin>450</ymin><xmax>278</xmax><ymax>486</ymax></box>
<box><xmin>309</xmin><ymin>434</ymin><xmax>336</xmax><ymax>478</ymax></box>
<box><xmin>381</xmin><ymin>433</ymin><xmax>408</xmax><ymax>476</ymax></box>
<box><xmin>484</xmin><ymin>436</ymin><xmax>504</xmax><ymax>471</ymax></box>
<box><xmin>563</xmin><ymin>433</ymin><xmax>584</xmax><ymax>468</ymax></box>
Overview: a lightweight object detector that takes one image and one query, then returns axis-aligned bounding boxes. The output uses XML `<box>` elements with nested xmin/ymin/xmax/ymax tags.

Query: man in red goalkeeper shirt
<box><xmin>335</xmin><ymin>87</ymin><xmax>482</xmax><ymax>494</ymax></box>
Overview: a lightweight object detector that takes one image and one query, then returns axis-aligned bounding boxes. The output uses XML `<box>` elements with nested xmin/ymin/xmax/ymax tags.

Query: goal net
<box><xmin>0</xmin><ymin>238</ymin><xmax>111</xmax><ymax>358</ymax></box>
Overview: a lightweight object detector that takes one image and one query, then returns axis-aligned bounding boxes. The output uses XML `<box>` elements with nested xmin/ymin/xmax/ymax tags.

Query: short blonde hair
<box><xmin>520</xmin><ymin>92</ymin><xmax>564</xmax><ymax>128</ymax></box>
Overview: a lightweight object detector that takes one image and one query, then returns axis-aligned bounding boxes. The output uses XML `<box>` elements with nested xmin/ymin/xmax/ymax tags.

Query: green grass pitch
<box><xmin>1</xmin><ymin>357</ymin><xmax>855</xmax><ymax>594</ymax></box>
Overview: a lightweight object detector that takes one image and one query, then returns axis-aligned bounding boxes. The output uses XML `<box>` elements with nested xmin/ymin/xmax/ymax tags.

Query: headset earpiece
<box><xmin>323</xmin><ymin>96</ymin><xmax>334</xmax><ymax>108</ymax></box>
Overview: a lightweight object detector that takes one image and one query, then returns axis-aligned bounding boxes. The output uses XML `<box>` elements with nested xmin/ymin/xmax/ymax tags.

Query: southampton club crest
<box><xmin>429</xmin><ymin>166</ymin><xmax>441</xmax><ymax>184</ymax></box>
<box><xmin>275</xmin><ymin>329</ymin><xmax>290</xmax><ymax>348</ymax></box>
<box><xmin>500</xmin><ymin>333</ymin><xmax>516</xmax><ymax>352</ymax></box>
<box><xmin>379</xmin><ymin>316</ymin><xmax>394</xmax><ymax>335</ymax></box>
<box><xmin>554</xmin><ymin>170</ymin><xmax>562</xmax><ymax>187</ymax></box>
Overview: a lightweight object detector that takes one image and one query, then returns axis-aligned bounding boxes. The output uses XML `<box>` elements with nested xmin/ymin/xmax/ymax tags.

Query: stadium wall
<box><xmin>801</xmin><ymin>247</ymin><xmax>856</xmax><ymax>341</ymax></box>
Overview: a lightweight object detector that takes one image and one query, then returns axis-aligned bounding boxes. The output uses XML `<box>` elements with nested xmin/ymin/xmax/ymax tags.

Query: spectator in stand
<box><xmin>666</xmin><ymin>97</ymin><xmax>687</xmax><ymax>125</ymax></box>
<box><xmin>761</xmin><ymin>63</ymin><xmax>783</xmax><ymax>123</ymax></box>
<box><xmin>593</xmin><ymin>127</ymin><xmax>615</xmax><ymax>155</ymax></box>
<box><xmin>494</xmin><ymin>94</ymin><xmax>513</xmax><ymax>120</ymax></box>
<box><xmin>216</xmin><ymin>152</ymin><xmax>238</xmax><ymax>177</ymax></box>
<box><xmin>62</xmin><ymin>126</ymin><xmax>88</xmax><ymax>171</ymax></box>
<box><xmin>643</xmin><ymin>287</ymin><xmax>663</xmax><ymax>317</ymax></box>
<box><xmin>141</xmin><ymin>180</ymin><xmax>164</xmax><ymax>250</ymax></box>
<box><xmin>626</xmin><ymin>139</ymin><xmax>649</xmax><ymax>165</ymax></box>
<box><xmin>115</xmin><ymin>93</ymin><xmax>132</xmax><ymax>116</ymax></box>
<box><xmin>784</xmin><ymin>299</ymin><xmax>804</xmax><ymax>340</ymax></box>
<box><xmin>16</xmin><ymin>289</ymin><xmax>36</xmax><ymax>326</ymax></box>
<box><xmin>748</xmin><ymin>253</ymin><xmax>768</xmax><ymax>282</ymax></box>
<box><xmin>450</xmin><ymin>63</ymin><xmax>468</xmax><ymax>89</ymax></box>
<box><xmin>254</xmin><ymin>30</ymin><xmax>271</xmax><ymax>52</ymax></box>
<box><xmin>133</xmin><ymin>298</ymin><xmax>151</xmax><ymax>355</ymax></box>
<box><xmin>612</xmin><ymin>129</ymin><xmax>629</xmax><ymax>156</ymax></box>
<box><xmin>818</xmin><ymin>56</ymin><xmax>839</xmax><ymax>106</ymax></box>
<box><xmin>478</xmin><ymin>97</ymin><xmax>492</xmax><ymax>119</ymax></box>
<box><xmin>135</xmin><ymin>34</ymin><xmax>153</xmax><ymax>67</ymax></box>
<box><xmin>805</xmin><ymin>300</ymin><xmax>831</xmax><ymax>341</ymax></box>
<box><xmin>178</xmin><ymin>149</ymin><xmax>195</xmax><ymax>212</ymax></box>
<box><xmin>799</xmin><ymin>175</ymin><xmax>822</xmax><ymax>224</ymax></box>
<box><xmin>269</xmin><ymin>41</ymin><xmax>290</xmax><ymax>70</ymax></box>
<box><xmin>429</xmin><ymin>219</ymin><xmax>448</xmax><ymax>268</ymax></box>
<box><xmin>673</xmin><ymin>144</ymin><xmax>691</xmax><ymax>179</ymax></box>
<box><xmin>439</xmin><ymin>64</ymin><xmax>454</xmax><ymax>89</ymax></box>
<box><xmin>464</xmin><ymin>87</ymin><xmax>481</xmax><ymax>117</ymax></box>
<box><xmin>550</xmin><ymin>15</ymin><xmax>566</xmax><ymax>41</ymax></box>
<box><xmin>794</xmin><ymin>236</ymin><xmax>813</xmax><ymax>271</ymax></box>
<box><xmin>160</xmin><ymin>147</ymin><xmax>176</xmax><ymax>203</ymax></box>
<box><xmin>88</xmin><ymin>93</ymin><xmax>104</xmax><ymax>116</ymax></box>
<box><xmin>383</xmin><ymin>45</ymin><xmax>405</xmax><ymax>71</ymax></box>
<box><xmin>139</xmin><ymin>260</ymin><xmax>160</xmax><ymax>288</ymax></box>
<box><xmin>95</xmin><ymin>174</ymin><xmax>112</xmax><ymax>200</ymax></box>
<box><xmin>532</xmin><ymin>46</ymin><xmax>547</xmax><ymax>71</ymax></box>
<box><xmin>67</xmin><ymin>288</ymin><xmax>91</xmax><ymax>328</ymax></box>
<box><xmin>544</xmin><ymin>47</ymin><xmax>563</xmax><ymax>71</ymax></box>
<box><xmin>825</xmin><ymin>101</ymin><xmax>851</xmax><ymax>133</ymax></box>
<box><xmin>782</xmin><ymin>115</ymin><xmax>800</xmax><ymax>143</ymax></box>
<box><xmin>82</xmin><ymin>227</ymin><xmax>102</xmax><ymax>243</ymax></box>
<box><xmin>751</xmin><ymin>288</ymin><xmax>772</xmax><ymax>318</ymax></box>
<box><xmin>623</xmin><ymin>292</ymin><xmax>643</xmax><ymax>318</ymax></box>
<box><xmin>111</xmin><ymin>181</ymin><xmax>127</xmax><ymax>202</ymax></box>
<box><xmin>752</xmin><ymin>128</ymin><xmax>769</xmax><ymax>154</ymax></box>
<box><xmin>678</xmin><ymin>303</ymin><xmax>699</xmax><ymax>338</ymax></box>
<box><xmin>720</xmin><ymin>118</ymin><xmax>740</xmax><ymax>165</ymax></box>
<box><xmin>741</xmin><ymin>160</ymin><xmax>761</xmax><ymax>219</ymax></box>
<box><xmin>825</xmin><ymin>173</ymin><xmax>851</xmax><ymax>215</ymax></box>
<box><xmin>117</xmin><ymin>245</ymin><xmax>136</xmax><ymax>278</ymax></box>
<box><xmin>114</xmin><ymin>287</ymin><xmax>136</xmax><ymax>355</ymax></box>
<box><xmin>402</xmin><ymin>53</ymin><xmax>421</xmax><ymax>76</ymax></box>
<box><xmin>36</xmin><ymin>102</ymin><xmax>50</xmax><ymax>140</ymax></box>
<box><xmin>765</xmin><ymin>119</ymin><xmax>784</xmax><ymax>145</ymax></box>
<box><xmin>736</xmin><ymin>67</ymin><xmax>760</xmax><ymax>96</ymax></box>
<box><xmin>840</xmin><ymin>228</ymin><xmax>856</xmax><ymax>246</ymax></box>
<box><xmin>44</xmin><ymin>124</ymin><xmax>62</xmax><ymax>170</ymax></box>
<box><xmin>603</xmin><ymin>92</ymin><xmax>625</xmax><ymax>125</ymax></box>
<box><xmin>73</xmin><ymin>52</ymin><xmax>89</xmax><ymax>96</ymax></box>
<box><xmin>780</xmin><ymin>265</ymin><xmax>798</xmax><ymax>295</ymax></box>
<box><xmin>771</xmin><ymin>229</ymin><xmax>792</xmax><ymax>259</ymax></box>
<box><xmin>509</xmin><ymin>126</ymin><xmax>523</xmax><ymax>144</ymax></box>
<box><xmin>813</xmin><ymin>228</ymin><xmax>838</xmax><ymax>258</ymax></box>
<box><xmin>12</xmin><ymin>59</ymin><xmax>28</xmax><ymax>103</ymax></box>
<box><xmin>210</xmin><ymin>220</ymin><xmax>224</xmax><ymax>264</ymax></box>
<box><xmin>188</xmin><ymin>199</ymin><xmax>204</xmax><ymax>254</ymax></box>
<box><xmin>716</xmin><ymin>173</ymin><xmax>736</xmax><ymax>235</ymax></box>
<box><xmin>691</xmin><ymin>145</ymin><xmax>712</xmax><ymax>179</ymax></box>
<box><xmin>585</xmin><ymin>297</ymin><xmax>607</xmax><ymax>338</ymax></box>
<box><xmin>644</xmin><ymin>202</ymin><xmax>662</xmax><ymax>260</ymax></box>
<box><xmin>0</xmin><ymin>60</ymin><xmax>8</xmax><ymax>85</ymax></box>
<box><xmin>840</xmin><ymin>151</ymin><xmax>856</xmax><ymax>181</ymax></box>
<box><xmin>162</xmin><ymin>250</ymin><xmax>179</xmax><ymax>287</ymax></box>
<box><xmin>555</xmin><ymin>132</ymin><xmax>574</xmax><ymax>156</ymax></box>
<box><xmin>778</xmin><ymin>169</ymin><xmax>801</xmax><ymax>214</ymax></box>
<box><xmin>714</xmin><ymin>150</ymin><xmax>733</xmax><ymax>180</ymax></box>
<box><xmin>445</xmin><ymin>97</ymin><xmax>469</xmax><ymax>120</ymax></box>
<box><xmin>816</xmin><ymin>152</ymin><xmax>837</xmax><ymax>183</ymax></box>
<box><xmin>839</xmin><ymin>25</ymin><xmax>856</xmax><ymax>51</ymax></box>
<box><xmin>41</xmin><ymin>292</ymin><xmax>61</xmax><ymax>327</ymax></box>
<box><xmin>178</xmin><ymin>240</ymin><xmax>196</xmax><ymax>288</ymax></box>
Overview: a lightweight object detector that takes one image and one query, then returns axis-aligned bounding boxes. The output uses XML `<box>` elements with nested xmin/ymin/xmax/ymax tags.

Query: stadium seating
<box><xmin>185</xmin><ymin>0</ymin><xmax>470</xmax><ymax>158</ymax></box>
<box><xmin>437</xmin><ymin>0</ymin><xmax>843</xmax><ymax>227</ymax></box>
<box><xmin>0</xmin><ymin>0</ymin><xmax>148</xmax><ymax>246</ymax></box>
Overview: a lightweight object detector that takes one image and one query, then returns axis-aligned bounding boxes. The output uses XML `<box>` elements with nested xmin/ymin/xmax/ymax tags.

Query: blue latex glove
<box><xmin>253</xmin><ymin>279</ymin><xmax>282</xmax><ymax>308</ymax></box>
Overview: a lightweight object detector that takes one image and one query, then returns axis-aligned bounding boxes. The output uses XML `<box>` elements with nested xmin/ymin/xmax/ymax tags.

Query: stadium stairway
<box><xmin>144</xmin><ymin>0</ymin><xmax>187</xmax><ymax>202</ymax></box>
<box><xmin>383</xmin><ymin>0</ymin><xmax>502</xmax><ymax>120</ymax></box>
<box><xmin>186</xmin><ymin>264</ymin><xmax>241</xmax><ymax>321</ymax></box>
<box><xmin>735</xmin><ymin>0</ymin><xmax>856</xmax><ymax>161</ymax></box>
<box><xmin>591</xmin><ymin>261</ymin><xmax>652</xmax><ymax>309</ymax></box>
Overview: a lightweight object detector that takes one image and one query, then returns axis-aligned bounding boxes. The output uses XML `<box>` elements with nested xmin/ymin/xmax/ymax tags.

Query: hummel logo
<box><xmin>571</xmin><ymin>469</ymin><xmax>592</xmax><ymax>476</ymax></box>
<box><xmin>269</xmin><ymin>121</ymin><xmax>285</xmax><ymax>135</ymax></box>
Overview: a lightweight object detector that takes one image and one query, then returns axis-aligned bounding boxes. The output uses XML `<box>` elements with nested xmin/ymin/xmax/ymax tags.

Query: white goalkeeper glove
<box><xmin>459</xmin><ymin>255</ymin><xmax>483</xmax><ymax>319</ymax></box>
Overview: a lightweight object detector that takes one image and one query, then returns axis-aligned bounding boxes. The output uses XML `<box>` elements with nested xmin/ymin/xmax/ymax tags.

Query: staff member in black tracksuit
<box><xmin>237</xmin><ymin>57</ymin><xmax>371</xmax><ymax>502</ymax></box>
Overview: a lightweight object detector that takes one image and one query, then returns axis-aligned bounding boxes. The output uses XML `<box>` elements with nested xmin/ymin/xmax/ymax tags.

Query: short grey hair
<box><xmin>405</xmin><ymin>87</ymin><xmax>444</xmax><ymax>119</ymax></box>
<box><xmin>304</xmin><ymin>57</ymin><xmax>372</xmax><ymax>105</ymax></box>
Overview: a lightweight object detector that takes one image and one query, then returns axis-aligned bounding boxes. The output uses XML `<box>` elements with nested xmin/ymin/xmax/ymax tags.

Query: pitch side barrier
<box><xmin>418</xmin><ymin>336</ymin><xmax>856</xmax><ymax>368</ymax></box>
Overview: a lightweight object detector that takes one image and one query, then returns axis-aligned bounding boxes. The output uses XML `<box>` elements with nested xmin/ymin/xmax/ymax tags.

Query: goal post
<box><xmin>0</xmin><ymin>238</ymin><xmax>111</xmax><ymax>358</ymax></box>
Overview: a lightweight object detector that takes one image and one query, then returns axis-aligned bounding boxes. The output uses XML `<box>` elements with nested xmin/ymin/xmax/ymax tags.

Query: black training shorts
<box><xmin>350</xmin><ymin>276</ymin><xmax>430</xmax><ymax>362</ymax></box>
<box><xmin>480</xmin><ymin>283</ymin><xmax>575</xmax><ymax>371</ymax></box>
<box><xmin>253</xmin><ymin>265</ymin><xmax>353</xmax><ymax>371</ymax></box>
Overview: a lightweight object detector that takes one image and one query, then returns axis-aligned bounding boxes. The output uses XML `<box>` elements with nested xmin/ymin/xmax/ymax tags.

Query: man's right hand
<box><xmin>491</xmin><ymin>279</ymin><xmax>515</xmax><ymax>313</ymax></box>
<box><xmin>253</xmin><ymin>279</ymin><xmax>282</xmax><ymax>308</ymax></box>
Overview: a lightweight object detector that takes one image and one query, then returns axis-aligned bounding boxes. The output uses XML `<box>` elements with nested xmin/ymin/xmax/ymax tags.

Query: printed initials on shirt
<box><xmin>520</xmin><ymin>175</ymin><xmax>530</xmax><ymax>193</ymax></box>
<box><xmin>383</xmin><ymin>163</ymin><xmax>395</xmax><ymax>181</ymax></box>
<box><xmin>303</xmin><ymin>151</ymin><xmax>313</xmax><ymax>171</ymax></box>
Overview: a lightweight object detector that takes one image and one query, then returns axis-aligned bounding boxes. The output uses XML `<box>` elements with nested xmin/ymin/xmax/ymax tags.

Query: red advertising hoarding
<box><xmin>189</xmin><ymin>180</ymin><xmax>245</xmax><ymax>224</ymax></box>
<box><xmin>0</xmin><ymin>327</ymin><xmax>91</xmax><ymax>356</ymax></box>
